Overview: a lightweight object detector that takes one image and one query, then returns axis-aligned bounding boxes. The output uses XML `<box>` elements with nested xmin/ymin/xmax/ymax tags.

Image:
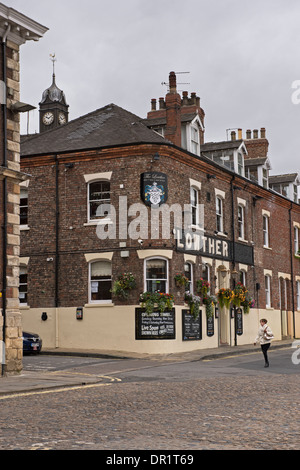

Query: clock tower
<box><xmin>39</xmin><ymin>54</ymin><xmax>69</xmax><ymax>133</ymax></box>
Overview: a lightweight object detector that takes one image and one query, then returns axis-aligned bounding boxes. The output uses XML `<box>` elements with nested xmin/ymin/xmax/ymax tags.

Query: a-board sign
<box><xmin>182</xmin><ymin>309</ymin><xmax>202</xmax><ymax>341</ymax></box>
<box><xmin>135</xmin><ymin>308</ymin><xmax>175</xmax><ymax>340</ymax></box>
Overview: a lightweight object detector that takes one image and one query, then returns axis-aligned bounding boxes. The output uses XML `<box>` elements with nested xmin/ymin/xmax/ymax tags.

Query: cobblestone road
<box><xmin>0</xmin><ymin>372</ymin><xmax>299</xmax><ymax>450</ymax></box>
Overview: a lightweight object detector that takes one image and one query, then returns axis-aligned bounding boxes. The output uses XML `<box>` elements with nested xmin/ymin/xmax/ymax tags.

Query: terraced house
<box><xmin>19</xmin><ymin>70</ymin><xmax>300</xmax><ymax>356</ymax></box>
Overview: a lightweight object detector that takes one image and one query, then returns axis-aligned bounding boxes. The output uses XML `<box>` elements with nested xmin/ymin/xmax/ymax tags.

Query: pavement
<box><xmin>0</xmin><ymin>339</ymin><xmax>294</xmax><ymax>397</ymax></box>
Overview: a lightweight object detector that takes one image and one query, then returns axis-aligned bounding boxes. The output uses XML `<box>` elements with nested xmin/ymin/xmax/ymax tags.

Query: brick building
<box><xmin>19</xmin><ymin>71</ymin><xmax>300</xmax><ymax>355</ymax></box>
<box><xmin>0</xmin><ymin>4</ymin><xmax>47</xmax><ymax>375</ymax></box>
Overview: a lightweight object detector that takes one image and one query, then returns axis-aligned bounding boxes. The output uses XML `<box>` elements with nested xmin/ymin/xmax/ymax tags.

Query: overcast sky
<box><xmin>6</xmin><ymin>0</ymin><xmax>300</xmax><ymax>176</ymax></box>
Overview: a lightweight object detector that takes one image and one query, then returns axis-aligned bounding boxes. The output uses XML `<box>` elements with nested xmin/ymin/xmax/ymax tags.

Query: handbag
<box><xmin>263</xmin><ymin>327</ymin><xmax>274</xmax><ymax>341</ymax></box>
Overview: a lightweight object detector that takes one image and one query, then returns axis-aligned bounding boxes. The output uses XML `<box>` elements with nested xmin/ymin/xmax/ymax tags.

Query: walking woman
<box><xmin>254</xmin><ymin>319</ymin><xmax>274</xmax><ymax>367</ymax></box>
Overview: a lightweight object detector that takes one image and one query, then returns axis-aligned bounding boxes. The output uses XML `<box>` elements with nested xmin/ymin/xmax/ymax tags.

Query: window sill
<box><xmin>20</xmin><ymin>225</ymin><xmax>30</xmax><ymax>231</ymax></box>
<box><xmin>84</xmin><ymin>303</ymin><xmax>114</xmax><ymax>308</ymax></box>
<box><xmin>84</xmin><ymin>220</ymin><xmax>113</xmax><ymax>226</ymax></box>
<box><xmin>238</xmin><ymin>237</ymin><xmax>248</xmax><ymax>243</ymax></box>
<box><xmin>19</xmin><ymin>305</ymin><xmax>30</xmax><ymax>310</ymax></box>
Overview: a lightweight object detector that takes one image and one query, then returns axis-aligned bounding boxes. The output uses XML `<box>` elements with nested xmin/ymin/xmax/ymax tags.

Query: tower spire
<box><xmin>50</xmin><ymin>52</ymin><xmax>57</xmax><ymax>78</ymax></box>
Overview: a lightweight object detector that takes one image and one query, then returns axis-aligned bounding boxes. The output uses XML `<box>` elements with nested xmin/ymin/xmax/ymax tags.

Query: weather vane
<box><xmin>50</xmin><ymin>53</ymin><xmax>57</xmax><ymax>75</ymax></box>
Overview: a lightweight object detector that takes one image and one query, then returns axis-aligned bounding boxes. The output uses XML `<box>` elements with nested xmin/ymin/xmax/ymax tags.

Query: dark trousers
<box><xmin>261</xmin><ymin>343</ymin><xmax>270</xmax><ymax>365</ymax></box>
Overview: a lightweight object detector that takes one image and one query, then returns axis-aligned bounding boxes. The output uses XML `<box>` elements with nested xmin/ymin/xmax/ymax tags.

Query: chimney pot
<box><xmin>231</xmin><ymin>131</ymin><xmax>236</xmax><ymax>141</ymax></box>
<box><xmin>151</xmin><ymin>99</ymin><xmax>157</xmax><ymax>111</ymax></box>
<box><xmin>260</xmin><ymin>127</ymin><xmax>266</xmax><ymax>139</ymax></box>
<box><xmin>169</xmin><ymin>71</ymin><xmax>177</xmax><ymax>93</ymax></box>
<box><xmin>253</xmin><ymin>129</ymin><xmax>258</xmax><ymax>139</ymax></box>
<box><xmin>238</xmin><ymin>128</ymin><xmax>242</xmax><ymax>140</ymax></box>
<box><xmin>246</xmin><ymin>129</ymin><xmax>251</xmax><ymax>139</ymax></box>
<box><xmin>159</xmin><ymin>97</ymin><xmax>165</xmax><ymax>109</ymax></box>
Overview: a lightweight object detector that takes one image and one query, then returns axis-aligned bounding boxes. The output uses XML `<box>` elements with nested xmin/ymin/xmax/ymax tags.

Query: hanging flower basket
<box><xmin>196</xmin><ymin>278</ymin><xmax>210</xmax><ymax>297</ymax></box>
<box><xmin>174</xmin><ymin>273</ymin><xmax>189</xmax><ymax>288</ymax></box>
<box><xmin>203</xmin><ymin>294</ymin><xmax>217</xmax><ymax>318</ymax></box>
<box><xmin>217</xmin><ymin>288</ymin><xmax>234</xmax><ymax>309</ymax></box>
<box><xmin>241</xmin><ymin>295</ymin><xmax>255</xmax><ymax>314</ymax></box>
<box><xmin>139</xmin><ymin>292</ymin><xmax>174</xmax><ymax>315</ymax></box>
<box><xmin>232</xmin><ymin>282</ymin><xmax>247</xmax><ymax>307</ymax></box>
<box><xmin>111</xmin><ymin>272</ymin><xmax>136</xmax><ymax>299</ymax></box>
<box><xmin>184</xmin><ymin>293</ymin><xmax>201</xmax><ymax>319</ymax></box>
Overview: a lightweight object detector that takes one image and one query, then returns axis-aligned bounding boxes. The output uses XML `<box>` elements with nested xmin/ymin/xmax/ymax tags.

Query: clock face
<box><xmin>58</xmin><ymin>113</ymin><xmax>66</xmax><ymax>125</ymax></box>
<box><xmin>43</xmin><ymin>112</ymin><xmax>54</xmax><ymax>125</ymax></box>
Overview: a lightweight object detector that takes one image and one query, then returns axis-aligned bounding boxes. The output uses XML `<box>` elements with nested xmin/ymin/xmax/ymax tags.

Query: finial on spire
<box><xmin>50</xmin><ymin>53</ymin><xmax>57</xmax><ymax>76</ymax></box>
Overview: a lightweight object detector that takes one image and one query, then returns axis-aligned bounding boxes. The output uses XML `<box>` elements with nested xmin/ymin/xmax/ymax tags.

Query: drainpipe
<box><xmin>55</xmin><ymin>156</ymin><xmax>59</xmax><ymax>347</ymax></box>
<box><xmin>1</xmin><ymin>26</ymin><xmax>10</xmax><ymax>376</ymax></box>
<box><xmin>289</xmin><ymin>204</ymin><xmax>296</xmax><ymax>339</ymax></box>
<box><xmin>230</xmin><ymin>177</ymin><xmax>237</xmax><ymax>346</ymax></box>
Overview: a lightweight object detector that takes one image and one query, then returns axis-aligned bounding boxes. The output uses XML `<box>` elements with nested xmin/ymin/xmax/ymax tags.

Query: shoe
<box><xmin>264</xmin><ymin>363</ymin><xmax>269</xmax><ymax>368</ymax></box>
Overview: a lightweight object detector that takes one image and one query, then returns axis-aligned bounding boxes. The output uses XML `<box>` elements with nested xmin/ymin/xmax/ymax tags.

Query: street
<box><xmin>0</xmin><ymin>346</ymin><xmax>299</xmax><ymax>452</ymax></box>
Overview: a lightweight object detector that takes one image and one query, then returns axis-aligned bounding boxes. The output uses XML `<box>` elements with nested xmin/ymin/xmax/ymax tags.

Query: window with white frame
<box><xmin>184</xmin><ymin>262</ymin><xmax>193</xmax><ymax>294</ymax></box>
<box><xmin>19</xmin><ymin>266</ymin><xmax>28</xmax><ymax>305</ymax></box>
<box><xmin>265</xmin><ymin>275</ymin><xmax>271</xmax><ymax>308</ymax></box>
<box><xmin>216</xmin><ymin>196</ymin><xmax>224</xmax><ymax>233</ymax></box>
<box><xmin>89</xmin><ymin>261</ymin><xmax>112</xmax><ymax>303</ymax></box>
<box><xmin>190</xmin><ymin>187</ymin><xmax>199</xmax><ymax>226</ymax></box>
<box><xmin>238</xmin><ymin>205</ymin><xmax>245</xmax><ymax>239</ymax></box>
<box><xmin>297</xmin><ymin>281</ymin><xmax>300</xmax><ymax>310</ymax></box>
<box><xmin>263</xmin><ymin>215</ymin><xmax>270</xmax><ymax>247</ymax></box>
<box><xmin>20</xmin><ymin>188</ymin><xmax>28</xmax><ymax>226</ymax></box>
<box><xmin>145</xmin><ymin>258</ymin><xmax>168</xmax><ymax>293</ymax></box>
<box><xmin>239</xmin><ymin>270</ymin><xmax>246</xmax><ymax>286</ymax></box>
<box><xmin>294</xmin><ymin>226</ymin><xmax>299</xmax><ymax>254</ymax></box>
<box><xmin>191</xmin><ymin>125</ymin><xmax>200</xmax><ymax>155</ymax></box>
<box><xmin>88</xmin><ymin>181</ymin><xmax>111</xmax><ymax>221</ymax></box>
<box><xmin>202</xmin><ymin>263</ymin><xmax>211</xmax><ymax>291</ymax></box>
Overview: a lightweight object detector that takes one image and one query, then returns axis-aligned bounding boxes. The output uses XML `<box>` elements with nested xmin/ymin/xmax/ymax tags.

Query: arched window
<box><xmin>184</xmin><ymin>262</ymin><xmax>193</xmax><ymax>294</ymax></box>
<box><xmin>265</xmin><ymin>274</ymin><xmax>271</xmax><ymax>308</ymax></box>
<box><xmin>89</xmin><ymin>261</ymin><xmax>112</xmax><ymax>303</ymax></box>
<box><xmin>144</xmin><ymin>258</ymin><xmax>168</xmax><ymax>293</ymax></box>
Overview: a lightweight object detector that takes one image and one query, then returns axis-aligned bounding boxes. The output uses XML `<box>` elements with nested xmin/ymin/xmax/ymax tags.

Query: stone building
<box><xmin>0</xmin><ymin>4</ymin><xmax>47</xmax><ymax>375</ymax></box>
<box><xmin>19</xmin><ymin>71</ymin><xmax>300</xmax><ymax>355</ymax></box>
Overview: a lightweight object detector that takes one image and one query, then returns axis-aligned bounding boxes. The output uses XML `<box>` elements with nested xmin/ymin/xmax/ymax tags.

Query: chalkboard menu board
<box><xmin>135</xmin><ymin>308</ymin><xmax>175</xmax><ymax>340</ymax></box>
<box><xmin>182</xmin><ymin>309</ymin><xmax>202</xmax><ymax>341</ymax></box>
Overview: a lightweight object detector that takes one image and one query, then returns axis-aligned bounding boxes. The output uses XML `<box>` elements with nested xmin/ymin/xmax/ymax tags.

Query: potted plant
<box><xmin>174</xmin><ymin>273</ymin><xmax>189</xmax><ymax>288</ymax></box>
<box><xmin>139</xmin><ymin>291</ymin><xmax>174</xmax><ymax>315</ymax></box>
<box><xmin>111</xmin><ymin>272</ymin><xmax>136</xmax><ymax>299</ymax></box>
<box><xmin>217</xmin><ymin>288</ymin><xmax>234</xmax><ymax>309</ymax></box>
<box><xmin>184</xmin><ymin>293</ymin><xmax>201</xmax><ymax>319</ymax></box>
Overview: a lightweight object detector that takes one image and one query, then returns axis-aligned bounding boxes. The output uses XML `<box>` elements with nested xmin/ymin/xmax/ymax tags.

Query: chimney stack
<box><xmin>164</xmin><ymin>71</ymin><xmax>182</xmax><ymax>146</ymax></box>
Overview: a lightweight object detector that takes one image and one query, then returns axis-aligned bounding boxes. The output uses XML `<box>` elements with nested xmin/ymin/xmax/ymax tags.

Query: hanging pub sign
<box><xmin>140</xmin><ymin>172</ymin><xmax>168</xmax><ymax>207</ymax></box>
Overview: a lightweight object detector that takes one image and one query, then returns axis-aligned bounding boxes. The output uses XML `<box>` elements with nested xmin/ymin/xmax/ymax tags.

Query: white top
<box><xmin>255</xmin><ymin>324</ymin><xmax>274</xmax><ymax>345</ymax></box>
